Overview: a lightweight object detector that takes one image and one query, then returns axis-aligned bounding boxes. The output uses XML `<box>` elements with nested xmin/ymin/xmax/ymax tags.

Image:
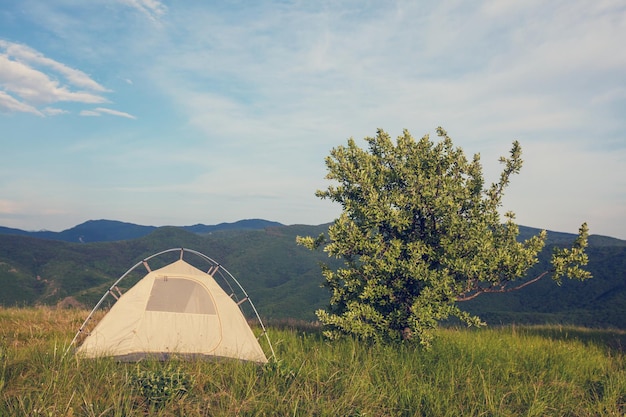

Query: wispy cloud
<box><xmin>0</xmin><ymin>90</ymin><xmax>42</xmax><ymax>115</ymax></box>
<box><xmin>163</xmin><ymin>1</ymin><xmax>625</xmax><ymax>145</ymax></box>
<box><xmin>117</xmin><ymin>0</ymin><xmax>167</xmax><ymax>22</ymax></box>
<box><xmin>42</xmin><ymin>107</ymin><xmax>69</xmax><ymax>116</ymax></box>
<box><xmin>78</xmin><ymin>110</ymin><xmax>100</xmax><ymax>117</ymax></box>
<box><xmin>143</xmin><ymin>0</ymin><xmax>625</xmax><ymax>235</ymax></box>
<box><xmin>0</xmin><ymin>40</ymin><xmax>112</xmax><ymax>115</ymax></box>
<box><xmin>80</xmin><ymin>107</ymin><xmax>137</xmax><ymax>119</ymax></box>
<box><xmin>0</xmin><ymin>40</ymin><xmax>109</xmax><ymax>92</ymax></box>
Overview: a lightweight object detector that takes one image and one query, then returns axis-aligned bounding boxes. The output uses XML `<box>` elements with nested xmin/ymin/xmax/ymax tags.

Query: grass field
<box><xmin>1</xmin><ymin>307</ymin><xmax>625</xmax><ymax>416</ymax></box>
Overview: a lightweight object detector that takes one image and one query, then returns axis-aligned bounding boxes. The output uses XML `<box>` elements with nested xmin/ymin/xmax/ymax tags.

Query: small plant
<box><xmin>130</xmin><ymin>363</ymin><xmax>194</xmax><ymax>407</ymax></box>
<box><xmin>262</xmin><ymin>358</ymin><xmax>298</xmax><ymax>385</ymax></box>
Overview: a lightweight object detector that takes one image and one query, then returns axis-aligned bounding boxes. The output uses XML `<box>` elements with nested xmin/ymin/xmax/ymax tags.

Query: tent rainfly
<box><xmin>70</xmin><ymin>248</ymin><xmax>274</xmax><ymax>363</ymax></box>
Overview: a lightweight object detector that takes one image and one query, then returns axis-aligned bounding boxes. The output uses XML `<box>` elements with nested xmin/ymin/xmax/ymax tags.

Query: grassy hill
<box><xmin>0</xmin><ymin>223</ymin><xmax>625</xmax><ymax>327</ymax></box>
<box><xmin>1</xmin><ymin>307</ymin><xmax>625</xmax><ymax>416</ymax></box>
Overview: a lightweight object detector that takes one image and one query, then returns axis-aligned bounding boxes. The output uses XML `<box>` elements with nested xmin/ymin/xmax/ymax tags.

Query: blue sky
<box><xmin>1</xmin><ymin>0</ymin><xmax>625</xmax><ymax>239</ymax></box>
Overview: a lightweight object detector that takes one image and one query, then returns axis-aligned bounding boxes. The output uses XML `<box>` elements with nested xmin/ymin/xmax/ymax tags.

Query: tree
<box><xmin>297</xmin><ymin>128</ymin><xmax>591</xmax><ymax>347</ymax></box>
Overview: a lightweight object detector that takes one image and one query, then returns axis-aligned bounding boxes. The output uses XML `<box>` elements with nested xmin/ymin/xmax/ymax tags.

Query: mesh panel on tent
<box><xmin>146</xmin><ymin>277</ymin><xmax>217</xmax><ymax>315</ymax></box>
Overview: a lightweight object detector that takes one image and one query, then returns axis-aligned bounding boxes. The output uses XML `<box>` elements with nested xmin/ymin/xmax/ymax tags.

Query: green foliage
<box><xmin>260</xmin><ymin>358</ymin><xmax>298</xmax><ymax>386</ymax></box>
<box><xmin>299</xmin><ymin>128</ymin><xmax>592</xmax><ymax>346</ymax></box>
<box><xmin>552</xmin><ymin>223</ymin><xmax>592</xmax><ymax>283</ymax></box>
<box><xmin>130</xmin><ymin>363</ymin><xmax>194</xmax><ymax>407</ymax></box>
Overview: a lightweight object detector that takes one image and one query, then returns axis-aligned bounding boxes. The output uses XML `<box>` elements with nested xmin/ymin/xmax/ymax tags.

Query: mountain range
<box><xmin>0</xmin><ymin>219</ymin><xmax>624</xmax><ymax>328</ymax></box>
<box><xmin>0</xmin><ymin>219</ymin><xmax>283</xmax><ymax>243</ymax></box>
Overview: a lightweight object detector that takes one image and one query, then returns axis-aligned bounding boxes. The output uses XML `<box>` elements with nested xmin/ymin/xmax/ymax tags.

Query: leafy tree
<box><xmin>297</xmin><ymin>128</ymin><xmax>591</xmax><ymax>346</ymax></box>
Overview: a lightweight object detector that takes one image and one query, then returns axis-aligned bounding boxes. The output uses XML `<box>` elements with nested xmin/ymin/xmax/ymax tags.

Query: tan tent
<box><xmin>71</xmin><ymin>248</ymin><xmax>273</xmax><ymax>363</ymax></box>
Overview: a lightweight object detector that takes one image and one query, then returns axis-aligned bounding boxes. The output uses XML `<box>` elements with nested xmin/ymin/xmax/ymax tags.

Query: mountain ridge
<box><xmin>0</xmin><ymin>218</ymin><xmax>284</xmax><ymax>243</ymax></box>
<box><xmin>0</xmin><ymin>218</ymin><xmax>623</xmax><ymax>247</ymax></box>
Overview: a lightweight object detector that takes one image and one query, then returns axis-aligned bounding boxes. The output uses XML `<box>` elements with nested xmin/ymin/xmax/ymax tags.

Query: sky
<box><xmin>1</xmin><ymin>1</ymin><xmax>625</xmax><ymax>239</ymax></box>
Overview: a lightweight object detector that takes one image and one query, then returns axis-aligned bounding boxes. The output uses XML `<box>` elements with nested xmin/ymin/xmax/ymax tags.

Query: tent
<box><xmin>70</xmin><ymin>248</ymin><xmax>274</xmax><ymax>363</ymax></box>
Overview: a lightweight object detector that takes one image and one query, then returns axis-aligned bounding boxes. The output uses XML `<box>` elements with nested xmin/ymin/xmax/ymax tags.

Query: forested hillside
<box><xmin>0</xmin><ymin>222</ymin><xmax>624</xmax><ymax>326</ymax></box>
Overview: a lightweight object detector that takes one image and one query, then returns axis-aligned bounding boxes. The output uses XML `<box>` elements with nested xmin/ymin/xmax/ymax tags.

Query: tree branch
<box><xmin>456</xmin><ymin>271</ymin><xmax>550</xmax><ymax>302</ymax></box>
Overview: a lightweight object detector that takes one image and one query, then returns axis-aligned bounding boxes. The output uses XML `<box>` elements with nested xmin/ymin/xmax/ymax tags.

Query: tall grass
<box><xmin>1</xmin><ymin>307</ymin><xmax>624</xmax><ymax>416</ymax></box>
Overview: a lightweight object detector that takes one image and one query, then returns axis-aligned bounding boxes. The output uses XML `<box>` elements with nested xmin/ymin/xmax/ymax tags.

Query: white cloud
<box><xmin>0</xmin><ymin>40</ymin><xmax>109</xmax><ymax>92</ymax></box>
<box><xmin>0</xmin><ymin>90</ymin><xmax>43</xmax><ymax>115</ymax></box>
<box><xmin>117</xmin><ymin>0</ymin><xmax>167</xmax><ymax>22</ymax></box>
<box><xmin>0</xmin><ymin>40</ymin><xmax>110</xmax><ymax>114</ymax></box>
<box><xmin>42</xmin><ymin>107</ymin><xmax>68</xmax><ymax>116</ymax></box>
<box><xmin>79</xmin><ymin>110</ymin><xmax>100</xmax><ymax>117</ymax></box>
<box><xmin>93</xmin><ymin>107</ymin><xmax>137</xmax><ymax>119</ymax></box>
<box><xmin>80</xmin><ymin>107</ymin><xmax>136</xmax><ymax>119</ymax></box>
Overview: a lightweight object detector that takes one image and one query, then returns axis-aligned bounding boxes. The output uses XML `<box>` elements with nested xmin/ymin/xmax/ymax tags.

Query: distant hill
<box><xmin>0</xmin><ymin>219</ymin><xmax>283</xmax><ymax>243</ymax></box>
<box><xmin>0</xmin><ymin>221</ymin><xmax>624</xmax><ymax>328</ymax></box>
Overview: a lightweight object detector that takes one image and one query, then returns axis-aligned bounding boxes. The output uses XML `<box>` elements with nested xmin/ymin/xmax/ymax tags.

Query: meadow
<box><xmin>1</xmin><ymin>307</ymin><xmax>625</xmax><ymax>416</ymax></box>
